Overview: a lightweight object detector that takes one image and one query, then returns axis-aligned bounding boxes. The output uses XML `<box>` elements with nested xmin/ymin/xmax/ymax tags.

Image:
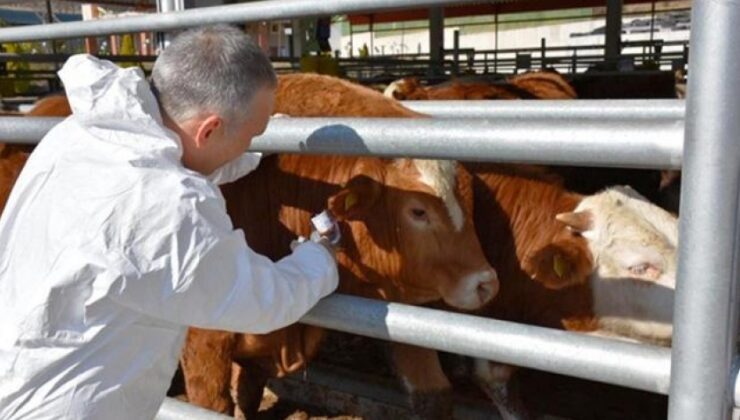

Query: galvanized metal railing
<box><xmin>0</xmin><ymin>0</ymin><xmax>738</xmax><ymax>419</ymax></box>
<box><xmin>0</xmin><ymin>109</ymin><xmax>683</xmax><ymax>169</ymax></box>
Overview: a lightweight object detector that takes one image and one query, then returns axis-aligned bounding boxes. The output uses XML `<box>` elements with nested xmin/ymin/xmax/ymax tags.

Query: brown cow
<box><xmin>384</xmin><ymin>72</ymin><xmax>679</xmax><ymax>214</ymax></box>
<box><xmin>275</xmin><ymin>76</ymin><xmax>677</xmax><ymax>419</ymax></box>
<box><xmin>183</xmin><ymin>74</ymin><xmax>497</xmax><ymax>419</ymax></box>
<box><xmin>384</xmin><ymin>70</ymin><xmax>577</xmax><ymax>101</ymax></box>
<box><xmin>250</xmin><ymin>75</ymin><xmax>677</xmax><ymax>419</ymax></box>
<box><xmin>465</xmin><ymin>163</ymin><xmax>676</xmax><ymax>419</ymax></box>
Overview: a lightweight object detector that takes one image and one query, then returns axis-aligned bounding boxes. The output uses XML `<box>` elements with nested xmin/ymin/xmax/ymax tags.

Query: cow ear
<box><xmin>524</xmin><ymin>238</ymin><xmax>593</xmax><ymax>290</ymax></box>
<box><xmin>328</xmin><ymin>175</ymin><xmax>382</xmax><ymax>221</ymax></box>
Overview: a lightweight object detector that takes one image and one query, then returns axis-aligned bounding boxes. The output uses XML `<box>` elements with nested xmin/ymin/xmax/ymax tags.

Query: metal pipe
<box><xmin>155</xmin><ymin>397</ymin><xmax>231</xmax><ymax>420</ymax></box>
<box><xmin>301</xmin><ymin>294</ymin><xmax>672</xmax><ymax>395</ymax></box>
<box><xmin>667</xmin><ymin>1</ymin><xmax>740</xmax><ymax>419</ymax></box>
<box><xmin>0</xmin><ymin>0</ymin><xmax>489</xmax><ymax>43</ymax></box>
<box><xmin>0</xmin><ymin>53</ymin><xmax>156</xmax><ymax>63</ymax></box>
<box><xmin>0</xmin><ymin>115</ymin><xmax>683</xmax><ymax>170</ymax></box>
<box><xmin>428</xmin><ymin>7</ymin><xmax>444</xmax><ymax>77</ymax></box>
<box><xmin>540</xmin><ymin>37</ymin><xmax>546</xmax><ymax>69</ymax></box>
<box><xmin>605</xmin><ymin>0</ymin><xmax>623</xmax><ymax>64</ymax></box>
<box><xmin>402</xmin><ymin>99</ymin><xmax>685</xmax><ymax>121</ymax></box>
<box><xmin>452</xmin><ymin>29</ymin><xmax>460</xmax><ymax>76</ymax></box>
<box><xmin>156</xmin><ymin>0</ymin><xmax>184</xmax><ymax>50</ymax></box>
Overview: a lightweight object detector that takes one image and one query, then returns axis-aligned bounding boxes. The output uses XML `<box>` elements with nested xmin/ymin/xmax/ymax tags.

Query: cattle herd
<box><xmin>0</xmin><ymin>71</ymin><xmax>681</xmax><ymax>419</ymax></box>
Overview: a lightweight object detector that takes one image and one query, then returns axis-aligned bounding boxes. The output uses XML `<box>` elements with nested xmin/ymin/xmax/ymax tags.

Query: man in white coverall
<box><xmin>0</xmin><ymin>25</ymin><xmax>339</xmax><ymax>419</ymax></box>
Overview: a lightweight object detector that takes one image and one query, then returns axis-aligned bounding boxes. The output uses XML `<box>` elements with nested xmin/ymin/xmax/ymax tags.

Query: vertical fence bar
<box><xmin>540</xmin><ymin>36</ymin><xmax>546</xmax><ymax>69</ymax></box>
<box><xmin>605</xmin><ymin>0</ymin><xmax>622</xmax><ymax>65</ymax></box>
<box><xmin>668</xmin><ymin>2</ymin><xmax>740</xmax><ymax>420</ymax></box>
<box><xmin>156</xmin><ymin>0</ymin><xmax>180</xmax><ymax>50</ymax></box>
<box><xmin>453</xmin><ymin>29</ymin><xmax>460</xmax><ymax>76</ymax></box>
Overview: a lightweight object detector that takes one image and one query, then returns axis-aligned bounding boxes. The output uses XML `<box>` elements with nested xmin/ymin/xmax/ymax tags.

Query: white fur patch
<box><xmin>575</xmin><ymin>186</ymin><xmax>678</xmax><ymax>344</ymax></box>
<box><xmin>412</xmin><ymin>159</ymin><xmax>464</xmax><ymax>231</ymax></box>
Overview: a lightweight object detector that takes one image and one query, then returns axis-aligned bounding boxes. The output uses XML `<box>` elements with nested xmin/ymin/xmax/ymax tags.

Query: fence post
<box><xmin>453</xmin><ymin>29</ymin><xmax>460</xmax><ymax>76</ymax></box>
<box><xmin>540</xmin><ymin>37</ymin><xmax>546</xmax><ymax>69</ymax></box>
<box><xmin>668</xmin><ymin>1</ymin><xmax>740</xmax><ymax>419</ymax></box>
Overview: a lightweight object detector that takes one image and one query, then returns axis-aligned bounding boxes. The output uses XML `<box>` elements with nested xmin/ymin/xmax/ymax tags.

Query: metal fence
<box><xmin>0</xmin><ymin>1</ymin><xmax>737</xmax><ymax>419</ymax></box>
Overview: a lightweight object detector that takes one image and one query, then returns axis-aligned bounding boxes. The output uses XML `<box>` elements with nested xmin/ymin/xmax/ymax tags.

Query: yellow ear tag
<box><xmin>344</xmin><ymin>193</ymin><xmax>358</xmax><ymax>212</ymax></box>
<box><xmin>553</xmin><ymin>254</ymin><xmax>568</xmax><ymax>278</ymax></box>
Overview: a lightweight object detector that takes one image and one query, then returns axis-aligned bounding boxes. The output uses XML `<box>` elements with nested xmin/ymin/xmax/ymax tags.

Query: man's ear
<box><xmin>328</xmin><ymin>175</ymin><xmax>382</xmax><ymax>221</ymax></box>
<box><xmin>524</xmin><ymin>238</ymin><xmax>594</xmax><ymax>290</ymax></box>
<box><xmin>194</xmin><ymin>114</ymin><xmax>223</xmax><ymax>148</ymax></box>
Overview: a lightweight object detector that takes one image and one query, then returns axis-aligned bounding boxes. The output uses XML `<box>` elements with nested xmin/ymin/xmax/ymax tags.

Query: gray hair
<box><xmin>151</xmin><ymin>24</ymin><xmax>277</xmax><ymax>127</ymax></box>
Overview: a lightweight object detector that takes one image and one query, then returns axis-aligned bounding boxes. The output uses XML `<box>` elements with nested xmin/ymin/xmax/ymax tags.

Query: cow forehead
<box><xmin>409</xmin><ymin>159</ymin><xmax>465</xmax><ymax>231</ymax></box>
<box><xmin>578</xmin><ymin>187</ymin><xmax>679</xmax><ymax>249</ymax></box>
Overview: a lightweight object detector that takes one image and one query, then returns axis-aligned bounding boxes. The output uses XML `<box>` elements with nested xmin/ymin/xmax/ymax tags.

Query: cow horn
<box><xmin>556</xmin><ymin>211</ymin><xmax>593</xmax><ymax>232</ymax></box>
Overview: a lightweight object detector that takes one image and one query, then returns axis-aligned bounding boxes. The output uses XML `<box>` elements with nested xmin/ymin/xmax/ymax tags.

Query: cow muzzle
<box><xmin>444</xmin><ymin>269</ymin><xmax>499</xmax><ymax>310</ymax></box>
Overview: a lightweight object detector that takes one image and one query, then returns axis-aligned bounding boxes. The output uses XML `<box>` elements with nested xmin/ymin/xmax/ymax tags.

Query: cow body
<box><xmin>385</xmin><ymin>72</ymin><xmax>679</xmax><ymax>214</ymax></box>
<box><xmin>467</xmin><ymin>163</ymin><xmax>677</xmax><ymax>419</ymax></box>
<box><xmin>183</xmin><ymin>74</ymin><xmax>496</xmax><ymax>418</ymax></box>
<box><xmin>384</xmin><ymin>70</ymin><xmax>577</xmax><ymax>101</ymax></box>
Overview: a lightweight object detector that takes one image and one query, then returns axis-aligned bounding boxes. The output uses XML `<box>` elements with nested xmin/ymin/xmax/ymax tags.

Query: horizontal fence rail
<box><xmin>302</xmin><ymin>294</ymin><xmax>672</xmax><ymax>395</ymax></box>
<box><xmin>155</xmin><ymin>397</ymin><xmax>231</xmax><ymax>420</ymax></box>
<box><xmin>0</xmin><ymin>0</ymin><xmax>503</xmax><ymax>43</ymax></box>
<box><xmin>0</xmin><ymin>111</ymin><xmax>683</xmax><ymax>169</ymax></box>
<box><xmin>402</xmin><ymin>99</ymin><xmax>686</xmax><ymax>121</ymax></box>
<box><xmin>302</xmin><ymin>294</ymin><xmax>740</xmax><ymax>408</ymax></box>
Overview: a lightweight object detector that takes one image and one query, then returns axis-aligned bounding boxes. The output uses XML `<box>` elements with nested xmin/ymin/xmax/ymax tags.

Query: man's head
<box><xmin>152</xmin><ymin>25</ymin><xmax>277</xmax><ymax>175</ymax></box>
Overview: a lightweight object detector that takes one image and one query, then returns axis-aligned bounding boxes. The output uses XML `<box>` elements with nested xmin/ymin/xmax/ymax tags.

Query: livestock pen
<box><xmin>0</xmin><ymin>1</ymin><xmax>737</xmax><ymax>419</ymax></box>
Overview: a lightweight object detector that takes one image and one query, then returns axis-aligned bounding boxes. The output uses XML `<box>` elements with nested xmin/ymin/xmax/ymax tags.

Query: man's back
<box><xmin>0</xmin><ymin>57</ymin><xmax>206</xmax><ymax>419</ymax></box>
<box><xmin>0</xmin><ymin>33</ymin><xmax>338</xmax><ymax>419</ymax></box>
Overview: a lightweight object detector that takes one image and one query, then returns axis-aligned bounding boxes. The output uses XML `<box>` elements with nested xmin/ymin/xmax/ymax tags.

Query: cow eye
<box><xmin>629</xmin><ymin>264</ymin><xmax>648</xmax><ymax>275</ymax></box>
<box><xmin>410</xmin><ymin>208</ymin><xmax>429</xmax><ymax>221</ymax></box>
<box><xmin>629</xmin><ymin>263</ymin><xmax>660</xmax><ymax>278</ymax></box>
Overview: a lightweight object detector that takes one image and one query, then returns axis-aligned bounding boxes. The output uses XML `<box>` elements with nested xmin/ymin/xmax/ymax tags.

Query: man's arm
<box><xmin>106</xmin><ymin>194</ymin><xmax>339</xmax><ymax>334</ymax></box>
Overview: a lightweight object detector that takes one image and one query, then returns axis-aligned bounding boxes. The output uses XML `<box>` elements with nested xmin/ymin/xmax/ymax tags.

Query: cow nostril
<box><xmin>476</xmin><ymin>278</ymin><xmax>498</xmax><ymax>304</ymax></box>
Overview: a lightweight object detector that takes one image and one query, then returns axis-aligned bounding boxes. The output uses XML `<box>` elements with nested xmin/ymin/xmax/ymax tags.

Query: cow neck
<box><xmin>469</xmin><ymin>165</ymin><xmax>595</xmax><ymax>328</ymax></box>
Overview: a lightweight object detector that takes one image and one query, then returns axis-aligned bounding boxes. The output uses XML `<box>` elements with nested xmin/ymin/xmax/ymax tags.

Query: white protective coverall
<box><xmin>0</xmin><ymin>55</ymin><xmax>338</xmax><ymax>419</ymax></box>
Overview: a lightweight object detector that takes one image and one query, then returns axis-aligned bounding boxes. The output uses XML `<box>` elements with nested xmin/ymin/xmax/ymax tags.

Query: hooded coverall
<box><xmin>0</xmin><ymin>54</ymin><xmax>338</xmax><ymax>419</ymax></box>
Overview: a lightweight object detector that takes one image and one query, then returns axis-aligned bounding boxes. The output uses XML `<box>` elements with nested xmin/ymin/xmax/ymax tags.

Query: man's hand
<box><xmin>290</xmin><ymin>232</ymin><xmax>337</xmax><ymax>259</ymax></box>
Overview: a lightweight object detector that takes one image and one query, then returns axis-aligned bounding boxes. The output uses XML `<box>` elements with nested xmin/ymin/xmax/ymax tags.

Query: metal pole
<box><xmin>429</xmin><ymin>7</ymin><xmax>444</xmax><ymax>76</ymax></box>
<box><xmin>572</xmin><ymin>49</ymin><xmax>577</xmax><ymax>73</ymax></box>
<box><xmin>494</xmin><ymin>10</ymin><xmax>498</xmax><ymax>74</ymax></box>
<box><xmin>668</xmin><ymin>0</ymin><xmax>740</xmax><ymax>419</ymax></box>
<box><xmin>0</xmin><ymin>0</ymin><xmax>489</xmax><ymax>43</ymax></box>
<box><xmin>301</xmin><ymin>295</ymin><xmax>672</xmax><ymax>395</ymax></box>
<box><xmin>402</xmin><ymin>99</ymin><xmax>685</xmax><ymax>121</ymax></box>
<box><xmin>44</xmin><ymin>0</ymin><xmax>60</xmax><ymax>92</ymax></box>
<box><xmin>453</xmin><ymin>29</ymin><xmax>460</xmax><ymax>76</ymax></box>
<box><xmin>155</xmin><ymin>0</ymin><xmax>181</xmax><ymax>51</ymax></box>
<box><xmin>605</xmin><ymin>0</ymin><xmax>622</xmax><ymax>65</ymax></box>
<box><xmin>649</xmin><ymin>0</ymin><xmax>656</xmax><ymax>52</ymax></box>
<box><xmin>540</xmin><ymin>36</ymin><xmax>546</xmax><ymax>69</ymax></box>
<box><xmin>155</xmin><ymin>397</ymin><xmax>231</xmax><ymax>420</ymax></box>
<box><xmin>0</xmin><ymin>114</ymin><xmax>683</xmax><ymax>169</ymax></box>
<box><xmin>349</xmin><ymin>22</ymin><xmax>353</xmax><ymax>58</ymax></box>
<box><xmin>369</xmin><ymin>15</ymin><xmax>374</xmax><ymax>56</ymax></box>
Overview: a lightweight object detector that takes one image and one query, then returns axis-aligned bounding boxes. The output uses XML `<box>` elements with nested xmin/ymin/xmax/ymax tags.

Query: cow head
<box><xmin>383</xmin><ymin>77</ymin><xmax>427</xmax><ymax>101</ymax></box>
<box><xmin>328</xmin><ymin>158</ymin><xmax>498</xmax><ymax>311</ymax></box>
<box><xmin>556</xmin><ymin>186</ymin><xmax>677</xmax><ymax>344</ymax></box>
